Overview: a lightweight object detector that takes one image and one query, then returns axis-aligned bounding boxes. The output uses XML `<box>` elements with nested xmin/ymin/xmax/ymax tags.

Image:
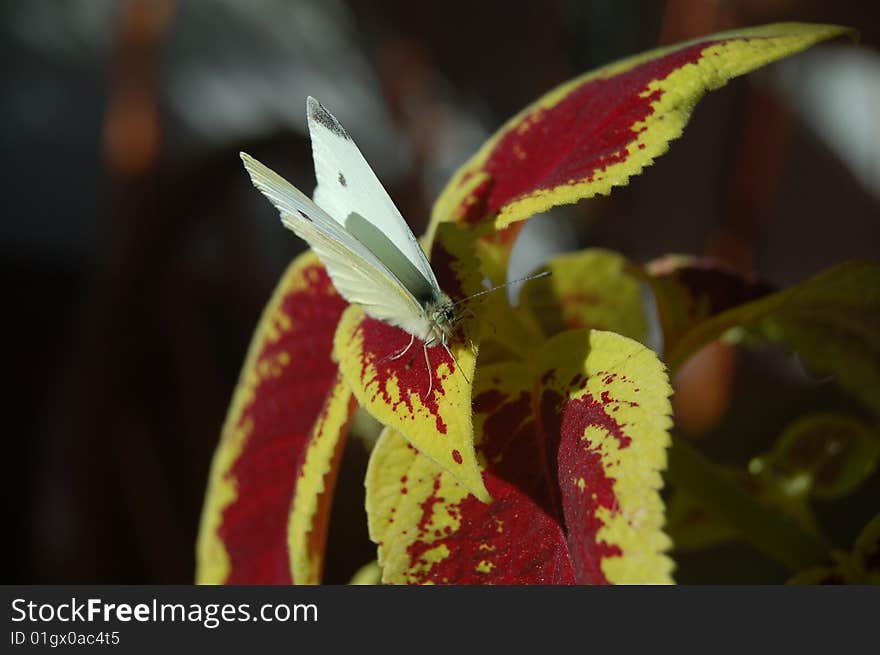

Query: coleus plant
<box><xmin>196</xmin><ymin>23</ymin><xmax>880</xmax><ymax>585</ymax></box>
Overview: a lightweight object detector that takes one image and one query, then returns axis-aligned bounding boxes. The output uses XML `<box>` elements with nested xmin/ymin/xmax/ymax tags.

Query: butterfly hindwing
<box><xmin>240</xmin><ymin>153</ymin><xmax>431</xmax><ymax>337</ymax></box>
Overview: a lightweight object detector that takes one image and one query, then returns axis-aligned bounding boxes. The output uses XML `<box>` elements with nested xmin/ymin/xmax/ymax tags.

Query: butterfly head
<box><xmin>424</xmin><ymin>293</ymin><xmax>459</xmax><ymax>346</ymax></box>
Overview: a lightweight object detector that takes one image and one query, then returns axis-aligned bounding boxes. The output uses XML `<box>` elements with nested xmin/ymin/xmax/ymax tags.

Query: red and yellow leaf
<box><xmin>368</xmin><ymin>430</ymin><xmax>576</xmax><ymax>584</ymax></box>
<box><xmin>335</xmin><ymin>307</ymin><xmax>486</xmax><ymax>502</ymax></box>
<box><xmin>348</xmin><ymin>561</ymin><xmax>382</xmax><ymax>585</ymax></box>
<box><xmin>196</xmin><ymin>252</ymin><xmax>355</xmax><ymax>584</ymax></box>
<box><xmin>366</xmin><ymin>329</ymin><xmax>673</xmax><ymax>584</ymax></box>
<box><xmin>467</xmin><ymin>249</ymin><xmax>651</xmax><ymax>366</ymax></box>
<box><xmin>540</xmin><ymin>330</ymin><xmax>673</xmax><ymax>583</ymax></box>
<box><xmin>334</xmin><ymin>224</ymin><xmax>490</xmax><ymax>502</ymax></box>
<box><xmin>519</xmin><ymin>249</ymin><xmax>651</xmax><ymax>345</ymax></box>
<box><xmin>287</xmin><ymin>376</ymin><xmax>356</xmax><ymax>584</ymax></box>
<box><xmin>431</xmin><ymin>23</ymin><xmax>852</xmax><ymax>232</ymax></box>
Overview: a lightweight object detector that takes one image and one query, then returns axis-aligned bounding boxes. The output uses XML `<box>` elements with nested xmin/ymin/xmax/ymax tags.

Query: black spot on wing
<box><xmin>308</xmin><ymin>98</ymin><xmax>350</xmax><ymax>140</ymax></box>
<box><xmin>296</xmin><ymin>209</ymin><xmax>313</xmax><ymax>222</ymax></box>
<box><xmin>338</xmin><ymin>172</ymin><xmax>347</xmax><ymax>187</ymax></box>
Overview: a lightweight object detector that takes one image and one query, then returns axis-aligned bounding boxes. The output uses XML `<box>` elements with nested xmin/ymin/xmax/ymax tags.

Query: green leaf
<box><xmin>518</xmin><ymin>249</ymin><xmax>651</xmax><ymax>345</ymax></box>
<box><xmin>663</xmin><ymin>262</ymin><xmax>880</xmax><ymax>416</ymax></box>
<box><xmin>667</xmin><ymin>437</ymin><xmax>829</xmax><ymax>571</ymax></box>
<box><xmin>750</xmin><ymin>414</ymin><xmax>880</xmax><ymax>500</ymax></box>
<box><xmin>667</xmin><ymin>464</ymin><xmax>818</xmax><ymax>553</ymax></box>
<box><xmin>853</xmin><ymin>513</ymin><xmax>880</xmax><ymax>583</ymax></box>
<box><xmin>788</xmin><ymin>513</ymin><xmax>880</xmax><ymax>584</ymax></box>
<box><xmin>666</xmin><ymin>488</ymin><xmax>740</xmax><ymax>552</ymax></box>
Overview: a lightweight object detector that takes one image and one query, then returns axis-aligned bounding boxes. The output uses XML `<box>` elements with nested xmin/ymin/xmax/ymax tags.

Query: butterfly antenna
<box><xmin>381</xmin><ymin>333</ymin><xmax>416</xmax><ymax>364</ymax></box>
<box><xmin>461</xmin><ymin>323</ymin><xmax>477</xmax><ymax>356</ymax></box>
<box><xmin>442</xmin><ymin>342</ymin><xmax>470</xmax><ymax>384</ymax></box>
<box><xmin>453</xmin><ymin>270</ymin><xmax>551</xmax><ymax>305</ymax></box>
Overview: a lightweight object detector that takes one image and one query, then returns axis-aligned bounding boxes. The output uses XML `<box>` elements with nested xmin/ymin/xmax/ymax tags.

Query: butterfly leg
<box><xmin>442</xmin><ymin>340</ymin><xmax>470</xmax><ymax>384</ymax></box>
<box><xmin>423</xmin><ymin>342</ymin><xmax>433</xmax><ymax>397</ymax></box>
<box><xmin>386</xmin><ymin>332</ymin><xmax>416</xmax><ymax>362</ymax></box>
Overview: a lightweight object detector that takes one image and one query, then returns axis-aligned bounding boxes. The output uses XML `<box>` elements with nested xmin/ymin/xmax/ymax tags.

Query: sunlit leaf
<box><xmin>366</xmin><ymin>329</ymin><xmax>673</xmax><ymax>584</ymax></box>
<box><xmin>334</xmin><ymin>224</ymin><xmax>490</xmax><ymax>502</ymax></box>
<box><xmin>544</xmin><ymin>331</ymin><xmax>674</xmax><ymax>583</ymax></box>
<box><xmin>519</xmin><ymin>249</ymin><xmax>650</xmax><ymax>345</ymax></box>
<box><xmin>348</xmin><ymin>561</ymin><xmax>382</xmax><ymax>585</ymax></box>
<box><xmin>367</xmin><ymin>424</ymin><xmax>575</xmax><ymax>584</ymax></box>
<box><xmin>335</xmin><ymin>306</ymin><xmax>486</xmax><ymax>502</ymax></box>
<box><xmin>196</xmin><ymin>252</ymin><xmax>355</xmax><ymax>584</ymax></box>
<box><xmin>205</xmin><ymin>20</ymin><xmax>861</xmax><ymax>587</ymax></box>
<box><xmin>430</xmin><ymin>23</ymin><xmax>853</xmax><ymax>233</ymax></box>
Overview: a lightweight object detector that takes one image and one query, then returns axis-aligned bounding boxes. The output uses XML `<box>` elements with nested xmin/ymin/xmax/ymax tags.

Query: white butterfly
<box><xmin>241</xmin><ymin>97</ymin><xmax>462</xmax><ymax>392</ymax></box>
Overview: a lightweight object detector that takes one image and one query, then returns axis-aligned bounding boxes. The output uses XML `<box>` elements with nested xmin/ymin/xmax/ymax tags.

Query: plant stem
<box><xmin>667</xmin><ymin>436</ymin><xmax>830</xmax><ymax>573</ymax></box>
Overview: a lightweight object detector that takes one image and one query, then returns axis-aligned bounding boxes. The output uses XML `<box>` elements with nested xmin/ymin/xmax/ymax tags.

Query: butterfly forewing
<box><xmin>306</xmin><ymin>97</ymin><xmax>441</xmax><ymax>304</ymax></box>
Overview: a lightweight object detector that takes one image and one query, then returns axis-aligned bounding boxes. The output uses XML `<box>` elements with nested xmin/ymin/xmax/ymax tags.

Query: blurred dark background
<box><xmin>4</xmin><ymin>0</ymin><xmax>879</xmax><ymax>584</ymax></box>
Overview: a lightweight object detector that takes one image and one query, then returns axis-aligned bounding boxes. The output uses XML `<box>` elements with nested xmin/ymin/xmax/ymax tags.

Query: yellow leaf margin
<box><xmin>431</xmin><ymin>23</ymin><xmax>854</xmax><ymax>233</ymax></box>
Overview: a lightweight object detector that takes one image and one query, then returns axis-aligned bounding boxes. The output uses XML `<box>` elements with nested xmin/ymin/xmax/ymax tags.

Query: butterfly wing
<box><xmin>241</xmin><ymin>153</ymin><xmax>432</xmax><ymax>337</ymax></box>
<box><xmin>306</xmin><ymin>97</ymin><xmax>440</xmax><ymax>304</ymax></box>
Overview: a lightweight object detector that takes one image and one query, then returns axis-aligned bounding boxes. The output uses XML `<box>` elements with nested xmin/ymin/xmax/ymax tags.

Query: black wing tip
<box><xmin>306</xmin><ymin>96</ymin><xmax>350</xmax><ymax>140</ymax></box>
